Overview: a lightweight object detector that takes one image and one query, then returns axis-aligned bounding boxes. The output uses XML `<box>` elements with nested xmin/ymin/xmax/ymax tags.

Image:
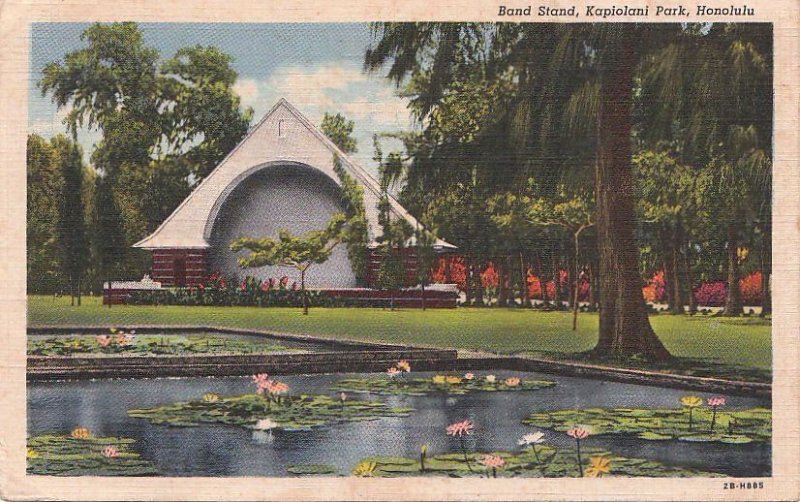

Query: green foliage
<box><xmin>332</xmin><ymin>375</ymin><xmax>555</xmax><ymax>396</ymax></box>
<box><xmin>351</xmin><ymin>446</ymin><xmax>722</xmax><ymax>478</ymax></box>
<box><xmin>128</xmin><ymin>392</ymin><xmax>413</xmax><ymax>431</ymax></box>
<box><xmin>27</xmin><ymin>334</ymin><xmax>301</xmax><ymax>357</ymax></box>
<box><xmin>27</xmin><ymin>434</ymin><xmax>158</xmax><ymax>476</ymax></box>
<box><xmin>332</xmin><ymin>155</ymin><xmax>370</xmax><ymax>284</ymax></box>
<box><xmin>523</xmin><ymin>407</ymin><xmax>771</xmax><ymax>444</ymax></box>
<box><xmin>321</xmin><ymin>112</ymin><xmax>358</xmax><ymax>154</ymax></box>
<box><xmin>57</xmin><ymin>140</ymin><xmax>90</xmax><ymax>301</ymax></box>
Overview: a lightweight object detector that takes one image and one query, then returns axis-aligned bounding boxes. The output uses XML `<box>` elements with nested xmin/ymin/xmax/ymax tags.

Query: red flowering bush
<box><xmin>642</xmin><ymin>271</ymin><xmax>666</xmax><ymax>304</ymax></box>
<box><xmin>739</xmin><ymin>272</ymin><xmax>763</xmax><ymax>305</ymax></box>
<box><xmin>694</xmin><ymin>281</ymin><xmax>727</xmax><ymax>307</ymax></box>
<box><xmin>481</xmin><ymin>262</ymin><xmax>499</xmax><ymax>289</ymax></box>
<box><xmin>431</xmin><ymin>256</ymin><xmax>467</xmax><ymax>292</ymax></box>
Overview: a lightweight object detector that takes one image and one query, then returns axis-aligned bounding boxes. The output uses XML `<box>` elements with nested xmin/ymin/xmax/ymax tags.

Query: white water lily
<box><xmin>254</xmin><ymin>418</ymin><xmax>279</xmax><ymax>431</ymax></box>
<box><xmin>485</xmin><ymin>375</ymin><xmax>496</xmax><ymax>383</ymax></box>
<box><xmin>518</xmin><ymin>431</ymin><xmax>546</xmax><ymax>446</ymax></box>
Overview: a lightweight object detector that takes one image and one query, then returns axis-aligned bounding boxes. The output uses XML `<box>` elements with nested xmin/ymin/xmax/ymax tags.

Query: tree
<box><xmin>230</xmin><ymin>214</ymin><xmax>347</xmax><ymax>315</ymax></box>
<box><xmin>320</xmin><ymin>113</ymin><xmax>370</xmax><ymax>285</ymax></box>
<box><xmin>27</xmin><ymin>134</ymin><xmax>64</xmax><ymax>294</ymax></box>
<box><xmin>57</xmin><ymin>140</ymin><xmax>90</xmax><ymax>305</ymax></box>
<box><xmin>321</xmin><ymin>112</ymin><xmax>358</xmax><ymax>154</ymax></box>
<box><xmin>39</xmin><ymin>22</ymin><xmax>252</xmax><ymax>285</ymax></box>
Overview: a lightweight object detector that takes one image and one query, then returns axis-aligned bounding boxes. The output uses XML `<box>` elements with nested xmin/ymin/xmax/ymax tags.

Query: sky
<box><xmin>28</xmin><ymin>22</ymin><xmax>416</xmax><ymax>176</ymax></box>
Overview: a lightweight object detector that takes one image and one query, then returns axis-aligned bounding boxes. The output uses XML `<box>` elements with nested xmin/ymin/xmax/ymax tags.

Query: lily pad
<box><xmin>523</xmin><ymin>407</ymin><xmax>771</xmax><ymax>443</ymax></box>
<box><xmin>349</xmin><ymin>446</ymin><xmax>723</xmax><ymax>478</ymax></box>
<box><xmin>28</xmin><ymin>334</ymin><xmax>303</xmax><ymax>357</ymax></box>
<box><xmin>333</xmin><ymin>375</ymin><xmax>555</xmax><ymax>396</ymax></box>
<box><xmin>128</xmin><ymin>393</ymin><xmax>414</xmax><ymax>431</ymax></box>
<box><xmin>27</xmin><ymin>434</ymin><xmax>158</xmax><ymax>476</ymax></box>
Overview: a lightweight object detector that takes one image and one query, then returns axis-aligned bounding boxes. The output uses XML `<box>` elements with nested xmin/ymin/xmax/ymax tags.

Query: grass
<box><xmin>28</xmin><ymin>295</ymin><xmax>771</xmax><ymax>379</ymax></box>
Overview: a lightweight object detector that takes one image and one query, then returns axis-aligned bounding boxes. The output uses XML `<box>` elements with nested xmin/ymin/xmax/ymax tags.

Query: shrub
<box><xmin>694</xmin><ymin>281</ymin><xmax>727</xmax><ymax>307</ymax></box>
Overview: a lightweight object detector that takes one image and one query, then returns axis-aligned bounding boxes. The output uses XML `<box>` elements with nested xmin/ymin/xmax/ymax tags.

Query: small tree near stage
<box><xmin>230</xmin><ymin>213</ymin><xmax>346</xmax><ymax>315</ymax></box>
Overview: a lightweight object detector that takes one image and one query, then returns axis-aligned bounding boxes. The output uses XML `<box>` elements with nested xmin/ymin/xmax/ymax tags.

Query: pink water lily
<box><xmin>504</xmin><ymin>377</ymin><xmax>521</xmax><ymax>387</ymax></box>
<box><xmin>566</xmin><ymin>427</ymin><xmax>590</xmax><ymax>440</ymax></box>
<box><xmin>387</xmin><ymin>367</ymin><xmax>401</xmax><ymax>377</ymax></box>
<box><xmin>101</xmin><ymin>445</ymin><xmax>119</xmax><ymax>458</ymax></box>
<box><xmin>707</xmin><ymin>397</ymin><xmax>726</xmax><ymax>434</ymax></box>
<box><xmin>446</xmin><ymin>420</ymin><xmax>474</xmax><ymax>438</ymax></box>
<box><xmin>480</xmin><ymin>454</ymin><xmax>506</xmax><ymax>478</ymax></box>
<box><xmin>340</xmin><ymin>392</ymin><xmax>347</xmax><ymax>402</ymax></box>
<box><xmin>464</xmin><ymin>372</ymin><xmax>475</xmax><ymax>380</ymax></box>
<box><xmin>447</xmin><ymin>420</ymin><xmax>476</xmax><ymax>473</ymax></box>
<box><xmin>95</xmin><ymin>335</ymin><xmax>112</xmax><ymax>347</ymax></box>
<box><xmin>566</xmin><ymin>427</ymin><xmax>590</xmax><ymax>477</ymax></box>
<box><xmin>252</xmin><ymin>373</ymin><xmax>271</xmax><ymax>394</ymax></box>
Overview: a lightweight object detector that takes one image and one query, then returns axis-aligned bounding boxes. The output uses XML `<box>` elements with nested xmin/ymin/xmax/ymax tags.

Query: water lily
<box><xmin>202</xmin><ymin>393</ymin><xmax>220</xmax><ymax>403</ymax></box>
<box><xmin>70</xmin><ymin>427</ymin><xmax>91</xmax><ymax>439</ymax></box>
<box><xmin>387</xmin><ymin>367</ymin><xmax>401</xmax><ymax>378</ymax></box>
<box><xmin>447</xmin><ymin>420</ymin><xmax>476</xmax><ymax>473</ymax></box>
<box><xmin>479</xmin><ymin>455</ymin><xmax>506</xmax><ymax>478</ymax></box>
<box><xmin>95</xmin><ymin>335</ymin><xmax>112</xmax><ymax>347</ymax></box>
<box><xmin>352</xmin><ymin>460</ymin><xmax>377</xmax><ymax>477</ymax></box>
<box><xmin>116</xmin><ymin>333</ymin><xmax>134</xmax><ymax>346</ymax></box>
<box><xmin>251</xmin><ymin>373</ymin><xmax>270</xmax><ymax>394</ymax></box>
<box><xmin>566</xmin><ymin>427</ymin><xmax>590</xmax><ymax>477</ymax></box>
<box><xmin>445</xmin><ymin>375</ymin><xmax>463</xmax><ymax>385</ymax></box>
<box><xmin>26</xmin><ymin>447</ymin><xmax>38</xmax><ymax>459</ymax></box>
<box><xmin>680</xmin><ymin>395</ymin><xmax>703</xmax><ymax>431</ymax></box>
<box><xmin>396</xmin><ymin>360</ymin><xmax>411</xmax><ymax>372</ymax></box>
<box><xmin>518</xmin><ymin>431</ymin><xmax>546</xmax><ymax>462</ymax></box>
<box><xmin>504</xmin><ymin>377</ymin><xmax>521</xmax><ymax>387</ymax></box>
<box><xmin>101</xmin><ymin>445</ymin><xmax>119</xmax><ymax>458</ymax></box>
<box><xmin>585</xmin><ymin>456</ymin><xmax>611</xmax><ymax>478</ymax></box>
<box><xmin>485</xmin><ymin>375</ymin><xmax>496</xmax><ymax>383</ymax></box>
<box><xmin>254</xmin><ymin>418</ymin><xmax>279</xmax><ymax>431</ymax></box>
<box><xmin>464</xmin><ymin>372</ymin><xmax>475</xmax><ymax>380</ymax></box>
<box><xmin>432</xmin><ymin>375</ymin><xmax>447</xmax><ymax>384</ymax></box>
<box><xmin>707</xmin><ymin>397</ymin><xmax>726</xmax><ymax>434</ymax></box>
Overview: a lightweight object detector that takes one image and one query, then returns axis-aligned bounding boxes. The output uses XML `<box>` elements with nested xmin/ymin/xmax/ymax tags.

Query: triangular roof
<box><xmin>133</xmin><ymin>98</ymin><xmax>454</xmax><ymax>250</ymax></box>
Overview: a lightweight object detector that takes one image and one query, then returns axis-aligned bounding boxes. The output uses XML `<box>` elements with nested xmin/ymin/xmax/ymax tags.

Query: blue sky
<box><xmin>28</xmin><ymin>23</ymin><xmax>415</xmax><ymax>175</ymax></box>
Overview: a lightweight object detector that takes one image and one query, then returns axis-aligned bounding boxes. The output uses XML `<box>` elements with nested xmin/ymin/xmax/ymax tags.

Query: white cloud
<box><xmin>29</xmin><ymin>105</ymin><xmax>71</xmax><ymax>136</ymax></box>
<box><xmin>233</xmin><ymin>78</ymin><xmax>259</xmax><ymax>103</ymax></box>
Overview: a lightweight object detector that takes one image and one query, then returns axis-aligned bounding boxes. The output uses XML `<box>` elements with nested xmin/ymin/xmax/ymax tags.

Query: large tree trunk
<box><xmin>685</xmin><ymin>241</ymin><xmax>697</xmax><ymax>315</ymax></box>
<box><xmin>724</xmin><ymin>222</ymin><xmax>744</xmax><ymax>316</ymax></box>
<box><xmin>519</xmin><ymin>252</ymin><xmax>531</xmax><ymax>307</ymax></box>
<box><xmin>591</xmin><ymin>29</ymin><xmax>671</xmax><ymax>361</ymax></box>
<box><xmin>671</xmin><ymin>223</ymin><xmax>685</xmax><ymax>314</ymax></box>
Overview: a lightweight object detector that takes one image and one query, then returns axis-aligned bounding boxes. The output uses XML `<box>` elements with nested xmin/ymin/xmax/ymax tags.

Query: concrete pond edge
<box><xmin>26</xmin><ymin>325</ymin><xmax>771</xmax><ymax>399</ymax></box>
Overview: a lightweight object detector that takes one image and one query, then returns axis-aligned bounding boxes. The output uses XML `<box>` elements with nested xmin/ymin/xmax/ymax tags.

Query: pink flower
<box><xmin>116</xmin><ymin>334</ymin><xmax>134</xmax><ymax>345</ymax></box>
<box><xmin>387</xmin><ymin>367</ymin><xmax>401</xmax><ymax>377</ymax></box>
<box><xmin>252</xmin><ymin>373</ymin><xmax>270</xmax><ymax>394</ymax></box>
<box><xmin>95</xmin><ymin>335</ymin><xmax>112</xmax><ymax>347</ymax></box>
<box><xmin>479</xmin><ymin>455</ymin><xmax>506</xmax><ymax>469</ymax></box>
<box><xmin>504</xmin><ymin>377</ymin><xmax>521</xmax><ymax>387</ymax></box>
<box><xmin>707</xmin><ymin>397</ymin><xmax>726</xmax><ymax>407</ymax></box>
<box><xmin>464</xmin><ymin>372</ymin><xmax>475</xmax><ymax>380</ymax></box>
<box><xmin>566</xmin><ymin>427</ymin><xmax>590</xmax><ymax>440</ymax></box>
<box><xmin>240</xmin><ymin>281</ymin><xmax>247</xmax><ymax>291</ymax></box>
<box><xmin>219</xmin><ymin>279</ymin><xmax>227</xmax><ymax>289</ymax></box>
<box><xmin>446</xmin><ymin>420</ymin><xmax>475</xmax><ymax>437</ymax></box>
<box><xmin>396</xmin><ymin>360</ymin><xmax>411</xmax><ymax>372</ymax></box>
<box><xmin>340</xmin><ymin>392</ymin><xmax>348</xmax><ymax>402</ymax></box>
<box><xmin>280</xmin><ymin>276</ymin><xmax>289</xmax><ymax>286</ymax></box>
<box><xmin>260</xmin><ymin>281</ymin><xmax>271</xmax><ymax>292</ymax></box>
<box><xmin>101</xmin><ymin>445</ymin><xmax>119</xmax><ymax>458</ymax></box>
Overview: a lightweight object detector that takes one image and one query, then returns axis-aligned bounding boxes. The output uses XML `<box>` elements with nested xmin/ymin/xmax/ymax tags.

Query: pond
<box><xmin>27</xmin><ymin>371</ymin><xmax>770</xmax><ymax>477</ymax></box>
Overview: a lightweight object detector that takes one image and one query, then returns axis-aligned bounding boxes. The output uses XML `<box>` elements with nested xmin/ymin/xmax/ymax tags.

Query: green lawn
<box><xmin>27</xmin><ymin>295</ymin><xmax>771</xmax><ymax>379</ymax></box>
